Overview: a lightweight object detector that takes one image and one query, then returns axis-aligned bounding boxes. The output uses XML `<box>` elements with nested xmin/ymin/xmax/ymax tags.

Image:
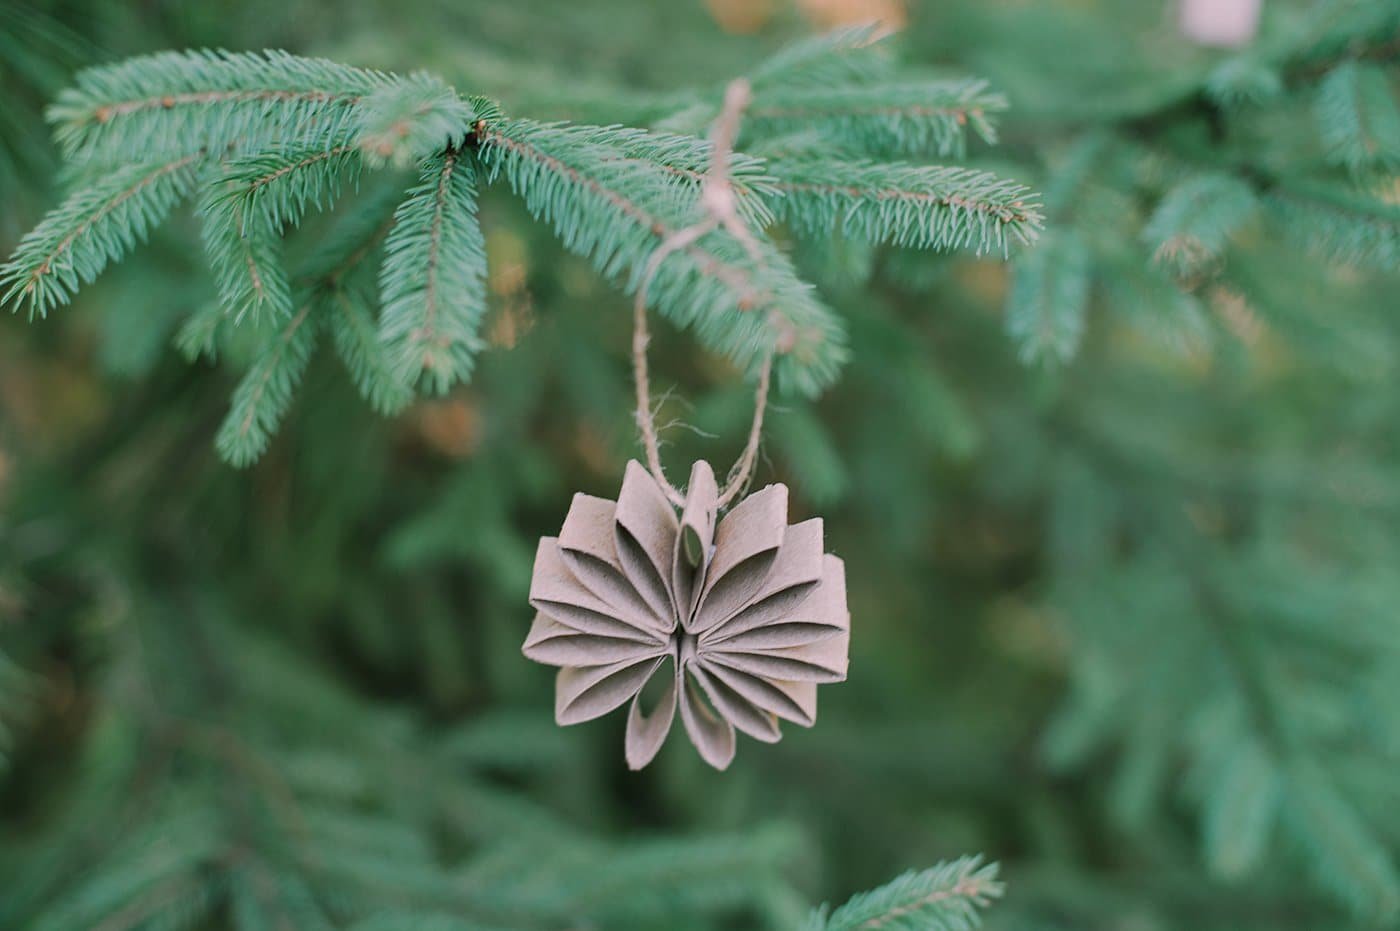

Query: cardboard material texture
<box><xmin>523</xmin><ymin>460</ymin><xmax>851</xmax><ymax>769</ymax></box>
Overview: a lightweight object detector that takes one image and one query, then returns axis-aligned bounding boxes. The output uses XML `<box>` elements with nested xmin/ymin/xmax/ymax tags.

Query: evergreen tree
<box><xmin>3</xmin><ymin>1</ymin><xmax>1400</xmax><ymax>929</ymax></box>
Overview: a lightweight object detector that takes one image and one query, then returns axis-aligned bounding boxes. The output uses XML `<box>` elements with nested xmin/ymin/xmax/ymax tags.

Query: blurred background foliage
<box><xmin>3</xmin><ymin>0</ymin><xmax>1400</xmax><ymax>928</ymax></box>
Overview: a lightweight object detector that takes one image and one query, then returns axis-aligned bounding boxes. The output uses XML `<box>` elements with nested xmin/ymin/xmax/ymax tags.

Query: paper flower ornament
<box><xmin>523</xmin><ymin>460</ymin><xmax>849</xmax><ymax>770</ymax></box>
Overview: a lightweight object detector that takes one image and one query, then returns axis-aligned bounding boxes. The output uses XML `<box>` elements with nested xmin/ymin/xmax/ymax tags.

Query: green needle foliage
<box><xmin>1316</xmin><ymin>60</ymin><xmax>1400</xmax><ymax>174</ymax></box>
<box><xmin>216</xmin><ymin>301</ymin><xmax>319</xmax><ymax>465</ymax></box>
<box><xmin>3</xmin><ymin>29</ymin><xmax>1041</xmax><ymax>464</ymax></box>
<box><xmin>804</xmin><ymin>857</ymin><xmax>1003</xmax><ymax>931</ymax></box>
<box><xmin>1</xmin><ymin>155</ymin><xmax>201</xmax><ymax>315</ymax></box>
<box><xmin>377</xmin><ymin>148</ymin><xmax>488</xmax><ymax>393</ymax></box>
<box><xmin>741</xmin><ymin>80</ymin><xmax>1006</xmax><ymax>158</ymax></box>
<box><xmin>768</xmin><ymin>159</ymin><xmax>1039</xmax><ymax>253</ymax></box>
<box><xmin>45</xmin><ymin>49</ymin><xmax>388</xmax><ymax>164</ymax></box>
<box><xmin>6</xmin><ymin>2</ymin><xmax>1400</xmax><ymax>930</ymax></box>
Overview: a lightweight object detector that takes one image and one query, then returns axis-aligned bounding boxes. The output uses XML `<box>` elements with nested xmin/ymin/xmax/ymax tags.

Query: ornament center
<box><xmin>676</xmin><ymin>630</ymin><xmax>700</xmax><ymax>667</ymax></box>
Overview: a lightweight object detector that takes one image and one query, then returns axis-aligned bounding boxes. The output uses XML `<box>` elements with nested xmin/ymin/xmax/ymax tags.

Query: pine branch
<box><xmin>3</xmin><ymin>33</ymin><xmax>1035</xmax><ymax>462</ymax></box>
<box><xmin>215</xmin><ymin>301</ymin><xmax>319</xmax><ymax>466</ymax></box>
<box><xmin>1316</xmin><ymin>61</ymin><xmax>1400</xmax><ymax>174</ymax></box>
<box><xmin>27</xmin><ymin>807</ymin><xmax>225</xmax><ymax>931</ymax></box>
<box><xmin>808</xmin><ymin>857</ymin><xmax>1003</xmax><ymax>931</ymax></box>
<box><xmin>1267</xmin><ymin>180</ymin><xmax>1400</xmax><ymax>270</ymax></box>
<box><xmin>355</xmin><ymin>72</ymin><xmax>477</xmax><ymax>169</ymax></box>
<box><xmin>200</xmin><ymin>143</ymin><xmax>362</xmax><ymax>322</ymax></box>
<box><xmin>175</xmin><ymin>300</ymin><xmax>227</xmax><ymax>363</ymax></box>
<box><xmin>1138</xmin><ymin>538</ymin><xmax>1399</xmax><ymax>922</ymax></box>
<box><xmin>1005</xmin><ymin>230</ymin><xmax>1090</xmax><ymax>365</ymax></box>
<box><xmin>742</xmin><ymin>81</ymin><xmax>1006</xmax><ymax>158</ymax></box>
<box><xmin>47</xmin><ymin>49</ymin><xmax>391</xmax><ymax>165</ymax></box>
<box><xmin>768</xmin><ymin>158</ymin><xmax>1042</xmax><ymax>254</ymax></box>
<box><xmin>748</xmin><ymin>22</ymin><xmax>895</xmax><ymax>90</ymax></box>
<box><xmin>377</xmin><ymin>147</ymin><xmax>488</xmax><ymax>394</ymax></box>
<box><xmin>298</xmin><ymin>185</ymin><xmax>417</xmax><ymax>413</ymax></box>
<box><xmin>327</xmin><ymin>284</ymin><xmax>415</xmax><ymax>414</ymax></box>
<box><xmin>458</xmin><ymin>826</ymin><xmax>803</xmax><ymax>925</ymax></box>
<box><xmin>200</xmin><ymin>185</ymin><xmax>295</xmax><ymax>322</ymax></box>
<box><xmin>1196</xmin><ymin>736</ymin><xmax>1279</xmax><ymax>879</ymax></box>
<box><xmin>604</xmin><ymin>129</ymin><xmax>778</xmax><ymax>227</ymax></box>
<box><xmin>0</xmin><ymin>154</ymin><xmax>200</xmax><ymax>316</ymax></box>
<box><xmin>299</xmin><ymin>179</ymin><xmax>403</xmax><ymax>286</ymax></box>
<box><xmin>1283</xmin><ymin>761</ymin><xmax>1400</xmax><ymax>921</ymax></box>
<box><xmin>223</xmin><ymin>143</ymin><xmax>362</xmax><ymax>228</ymax></box>
<box><xmin>477</xmin><ymin>118</ymin><xmax>847</xmax><ymax>394</ymax></box>
<box><xmin>1143</xmin><ymin>173</ymin><xmax>1258</xmax><ymax>276</ymax></box>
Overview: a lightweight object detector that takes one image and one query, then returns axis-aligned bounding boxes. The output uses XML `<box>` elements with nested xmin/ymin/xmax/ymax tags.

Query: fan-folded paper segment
<box><xmin>523</xmin><ymin>460</ymin><xmax>850</xmax><ymax>770</ymax></box>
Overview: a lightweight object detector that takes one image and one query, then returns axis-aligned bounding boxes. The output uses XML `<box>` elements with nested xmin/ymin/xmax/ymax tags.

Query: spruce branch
<box><xmin>1184</xmin><ymin>553</ymin><xmax>1400</xmax><ymax>921</ymax></box>
<box><xmin>299</xmin><ymin>181</ymin><xmax>403</xmax><ymax>287</ymax></box>
<box><xmin>222</xmin><ymin>143</ymin><xmax>363</xmax><ymax>228</ymax></box>
<box><xmin>1284</xmin><ymin>760</ymin><xmax>1400</xmax><ymax>921</ymax></box>
<box><xmin>1005</xmin><ymin>230</ymin><xmax>1090</xmax><ymax>365</ymax></box>
<box><xmin>0</xmin><ymin>153</ymin><xmax>200</xmax><ymax>316</ymax></box>
<box><xmin>1316</xmin><ymin>61</ymin><xmax>1400</xmax><ymax>174</ymax></box>
<box><xmin>4</xmin><ymin>30</ymin><xmax>1036</xmax><ymax>463</ymax></box>
<box><xmin>355</xmin><ymin>73</ymin><xmax>478</xmax><ymax>169</ymax></box>
<box><xmin>377</xmin><ymin>147</ymin><xmax>488</xmax><ymax>394</ymax></box>
<box><xmin>1267</xmin><ymin>180</ymin><xmax>1400</xmax><ymax>270</ymax></box>
<box><xmin>215</xmin><ymin>300</ymin><xmax>319</xmax><ymax>466</ymax></box>
<box><xmin>297</xmin><ymin>183</ymin><xmax>416</xmax><ymax>412</ymax></box>
<box><xmin>807</xmin><ymin>857</ymin><xmax>1003</xmax><ymax>931</ymax></box>
<box><xmin>603</xmin><ymin>129</ymin><xmax>779</xmax><ymax>227</ymax></box>
<box><xmin>1143</xmin><ymin>173</ymin><xmax>1258</xmax><ymax>276</ymax></box>
<box><xmin>200</xmin><ymin>185</ymin><xmax>295</xmax><ymax>322</ymax></box>
<box><xmin>47</xmin><ymin>49</ymin><xmax>391</xmax><ymax>164</ymax></box>
<box><xmin>742</xmin><ymin>81</ymin><xmax>1007</xmax><ymax>157</ymax></box>
<box><xmin>201</xmin><ymin>138</ymin><xmax>367</xmax><ymax>325</ymax></box>
<box><xmin>768</xmin><ymin>159</ymin><xmax>1042</xmax><ymax>254</ymax></box>
<box><xmin>476</xmin><ymin>117</ymin><xmax>847</xmax><ymax>394</ymax></box>
<box><xmin>748</xmin><ymin>22</ymin><xmax>894</xmax><ymax>90</ymax></box>
<box><xmin>176</xmin><ymin>300</ymin><xmax>228</xmax><ymax>362</ymax></box>
<box><xmin>328</xmin><ymin>284</ymin><xmax>415</xmax><ymax>414</ymax></box>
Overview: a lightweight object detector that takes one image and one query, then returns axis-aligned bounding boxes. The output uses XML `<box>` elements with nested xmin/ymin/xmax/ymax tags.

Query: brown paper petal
<box><xmin>688</xmin><ymin>484</ymin><xmax>788</xmax><ymax>634</ymax></box>
<box><xmin>689</xmin><ymin>662</ymin><xmax>782</xmax><ymax>742</ymax></box>
<box><xmin>673</xmin><ymin>461</ymin><xmax>718</xmax><ymax>623</ymax></box>
<box><xmin>706</xmin><ymin>552</ymin><xmax>848</xmax><ymax>651</ymax></box>
<box><xmin>625</xmin><ymin>659</ymin><xmax>678</xmax><ymax>770</ymax></box>
<box><xmin>807</xmin><ymin>555</ymin><xmax>849</xmax><ymax>631</ymax></box>
<box><xmin>555</xmin><ymin>656</ymin><xmax>665</xmax><ymax>725</ymax></box>
<box><xmin>749</xmin><ymin>554</ymin><xmax>851</xmax><ymax>682</ymax></box>
<box><xmin>705</xmin><ymin>622</ymin><xmax>842</xmax><ymax>651</ymax></box>
<box><xmin>706</xmin><ymin>642</ymin><xmax>847</xmax><ymax>683</ymax></box>
<box><xmin>701</xmin><ymin>659</ymin><xmax>817</xmax><ymax>727</ymax></box>
<box><xmin>702</xmin><ymin>554</ymin><xmax>850</xmax><ymax>682</ymax></box>
<box><xmin>700</xmin><ymin>518</ymin><xmax>825</xmax><ymax>644</ymax></box>
<box><xmin>679</xmin><ymin>671</ymin><xmax>737</xmax><ymax>770</ymax></box>
<box><xmin>530</xmin><ymin>540</ymin><xmax>666</xmax><ymax>642</ymax></box>
<box><xmin>614</xmin><ymin>461</ymin><xmax>681</xmax><ymax>626</ymax></box>
<box><xmin>523</xmin><ymin>614</ymin><xmax>666</xmax><ymax>668</ymax></box>
<box><xmin>557</xmin><ymin>494</ymin><xmax>669</xmax><ymax>633</ymax></box>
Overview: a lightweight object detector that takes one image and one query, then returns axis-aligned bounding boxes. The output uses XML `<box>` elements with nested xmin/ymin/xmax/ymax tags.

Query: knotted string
<box><xmin>631</xmin><ymin>77</ymin><xmax>776</xmax><ymax>512</ymax></box>
<box><xmin>633</xmin><ymin>293</ymin><xmax>773</xmax><ymax>510</ymax></box>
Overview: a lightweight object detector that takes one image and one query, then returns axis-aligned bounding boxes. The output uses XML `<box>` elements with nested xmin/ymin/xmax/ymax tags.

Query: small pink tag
<box><xmin>1180</xmin><ymin>0</ymin><xmax>1262</xmax><ymax>48</ymax></box>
